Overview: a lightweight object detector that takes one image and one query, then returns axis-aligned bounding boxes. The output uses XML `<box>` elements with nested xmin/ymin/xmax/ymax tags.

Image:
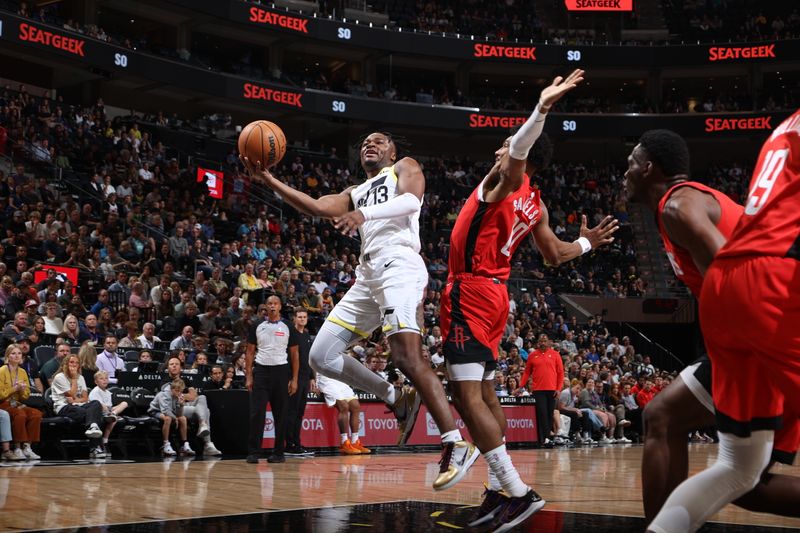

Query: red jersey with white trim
<box><xmin>656</xmin><ymin>181</ymin><xmax>743</xmax><ymax>296</ymax></box>
<box><xmin>448</xmin><ymin>174</ymin><xmax>542</xmax><ymax>280</ymax></box>
<box><xmin>718</xmin><ymin>109</ymin><xmax>800</xmax><ymax>260</ymax></box>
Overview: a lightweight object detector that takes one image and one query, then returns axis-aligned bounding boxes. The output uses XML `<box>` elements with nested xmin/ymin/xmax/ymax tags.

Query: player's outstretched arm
<box><xmin>532</xmin><ymin>202</ymin><xmax>619</xmax><ymax>266</ymax></box>
<box><xmin>661</xmin><ymin>189</ymin><xmax>727</xmax><ymax>275</ymax></box>
<box><xmin>333</xmin><ymin>157</ymin><xmax>424</xmax><ymax>234</ymax></box>
<box><xmin>243</xmin><ymin>156</ymin><xmax>353</xmax><ymax>218</ymax></box>
<box><xmin>495</xmin><ymin>69</ymin><xmax>585</xmax><ymax>194</ymax></box>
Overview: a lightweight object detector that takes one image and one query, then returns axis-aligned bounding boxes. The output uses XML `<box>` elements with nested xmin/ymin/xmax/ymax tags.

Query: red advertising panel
<box><xmin>565</xmin><ymin>0</ymin><xmax>633</xmax><ymax>11</ymax></box>
<box><xmin>33</xmin><ymin>265</ymin><xmax>79</xmax><ymax>293</ymax></box>
<box><xmin>196</xmin><ymin>167</ymin><xmax>224</xmax><ymax>199</ymax></box>
<box><xmin>262</xmin><ymin>402</ymin><xmax>537</xmax><ymax>448</ymax></box>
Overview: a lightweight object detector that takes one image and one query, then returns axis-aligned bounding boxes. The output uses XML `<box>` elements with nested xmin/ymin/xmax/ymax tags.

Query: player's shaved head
<box><xmin>638</xmin><ymin>129</ymin><xmax>690</xmax><ymax>177</ymax></box>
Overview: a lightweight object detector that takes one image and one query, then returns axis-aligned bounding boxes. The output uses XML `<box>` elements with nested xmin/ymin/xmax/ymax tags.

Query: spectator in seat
<box><xmin>78</xmin><ymin>314</ymin><xmax>103</xmax><ymax>344</ymax></box>
<box><xmin>148</xmin><ymin>378</ymin><xmax>192</xmax><ymax>457</ymax></box>
<box><xmin>42</xmin><ymin>302</ymin><xmax>63</xmax><ymax>335</ymax></box>
<box><xmin>558</xmin><ymin>380</ymin><xmax>594</xmax><ymax>444</ymax></box>
<box><xmin>205</xmin><ymin>364</ymin><xmax>234</xmax><ymax>390</ymax></box>
<box><xmin>137</xmin><ymin>322</ymin><xmax>161</xmax><ymax>349</ymax></box>
<box><xmin>117</xmin><ymin>321</ymin><xmax>142</xmax><ymax>348</ymax></box>
<box><xmin>2</xmin><ymin>311</ymin><xmax>30</xmax><ymax>349</ymax></box>
<box><xmin>176</xmin><ymin>303</ymin><xmax>201</xmax><ymax>335</ymax></box>
<box><xmin>95</xmin><ymin>335</ymin><xmax>124</xmax><ymax>385</ymax></box>
<box><xmin>128</xmin><ymin>282</ymin><xmax>152</xmax><ymax>311</ymax></box>
<box><xmin>636</xmin><ymin>379</ymin><xmax>656</xmax><ymax>408</ymax></box>
<box><xmin>170</xmin><ymin>326</ymin><xmax>194</xmax><ymax>352</ymax></box>
<box><xmin>89</xmin><ymin>290</ymin><xmax>111</xmax><ymax>318</ymax></box>
<box><xmin>131</xmin><ymin>350</ymin><xmax>154</xmax><ymax>372</ymax></box>
<box><xmin>50</xmin><ymin>353</ymin><xmax>105</xmax><ymax>457</ymax></box>
<box><xmin>621</xmin><ymin>382</ymin><xmax>643</xmax><ymax>436</ymax></box>
<box><xmin>59</xmin><ymin>314</ymin><xmax>81</xmax><ymax>345</ymax></box>
<box><xmin>160</xmin><ymin>356</ymin><xmax>221</xmax><ymax>456</ymax></box>
<box><xmin>40</xmin><ymin>341</ymin><xmax>71</xmax><ymax>390</ymax></box>
<box><xmin>78</xmin><ymin>341</ymin><xmax>99</xmax><ymax>387</ymax></box>
<box><xmin>16</xmin><ymin>337</ymin><xmax>42</xmax><ymax>393</ymax></box>
<box><xmin>578</xmin><ymin>378</ymin><xmax>617</xmax><ymax>444</ymax></box>
<box><xmin>0</xmin><ymin>343</ymin><xmax>42</xmax><ymax>460</ymax></box>
<box><xmin>89</xmin><ymin>369</ymin><xmax>129</xmax><ymax>456</ymax></box>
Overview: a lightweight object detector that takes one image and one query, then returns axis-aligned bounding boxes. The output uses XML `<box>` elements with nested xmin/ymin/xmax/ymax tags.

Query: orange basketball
<box><xmin>238</xmin><ymin>120</ymin><xmax>286</xmax><ymax>169</ymax></box>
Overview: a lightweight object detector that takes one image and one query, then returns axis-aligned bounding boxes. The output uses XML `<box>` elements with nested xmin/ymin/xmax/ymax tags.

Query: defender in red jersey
<box><xmin>649</xmin><ymin>114</ymin><xmax>800</xmax><ymax>533</ymax></box>
<box><xmin>626</xmin><ymin>130</ymin><xmax>799</xmax><ymax>525</ymax></box>
<box><xmin>440</xmin><ymin>70</ymin><xmax>619</xmax><ymax>533</ymax></box>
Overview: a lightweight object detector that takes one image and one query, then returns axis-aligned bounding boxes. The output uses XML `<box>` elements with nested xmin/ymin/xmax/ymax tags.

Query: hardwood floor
<box><xmin>0</xmin><ymin>444</ymin><xmax>797</xmax><ymax>531</ymax></box>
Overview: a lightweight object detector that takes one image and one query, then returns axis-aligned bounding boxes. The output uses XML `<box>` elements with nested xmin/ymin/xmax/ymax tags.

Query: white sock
<box><xmin>441</xmin><ymin>429</ymin><xmax>463</xmax><ymax>445</ymax></box>
<box><xmin>350</xmin><ymin>432</ymin><xmax>357</xmax><ymax>442</ymax></box>
<box><xmin>487</xmin><ymin>464</ymin><xmax>503</xmax><ymax>491</ymax></box>
<box><xmin>102</xmin><ymin>438</ymin><xmax>109</xmax><ymax>444</ymax></box>
<box><xmin>484</xmin><ymin>444</ymin><xmax>529</xmax><ymax>498</ymax></box>
<box><xmin>487</xmin><ymin>437</ymin><xmax>506</xmax><ymax>490</ymax></box>
<box><xmin>341</xmin><ymin>433</ymin><xmax>349</xmax><ymax>444</ymax></box>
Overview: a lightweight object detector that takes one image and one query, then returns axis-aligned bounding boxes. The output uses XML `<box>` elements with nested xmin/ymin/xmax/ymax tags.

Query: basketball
<box><xmin>238</xmin><ymin>120</ymin><xmax>286</xmax><ymax>169</ymax></box>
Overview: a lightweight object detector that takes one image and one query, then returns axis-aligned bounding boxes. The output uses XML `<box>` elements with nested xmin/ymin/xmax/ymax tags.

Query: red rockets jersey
<box><xmin>448</xmin><ymin>174</ymin><xmax>543</xmax><ymax>280</ymax></box>
<box><xmin>718</xmin><ymin>109</ymin><xmax>800</xmax><ymax>260</ymax></box>
<box><xmin>656</xmin><ymin>181</ymin><xmax>743</xmax><ymax>296</ymax></box>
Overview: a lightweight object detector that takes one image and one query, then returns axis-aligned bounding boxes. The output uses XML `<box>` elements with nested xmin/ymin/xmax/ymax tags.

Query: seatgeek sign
<box><xmin>565</xmin><ymin>0</ymin><xmax>634</xmax><ymax>11</ymax></box>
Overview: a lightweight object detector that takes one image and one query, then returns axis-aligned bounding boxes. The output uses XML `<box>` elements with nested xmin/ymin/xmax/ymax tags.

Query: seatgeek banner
<box><xmin>0</xmin><ymin>11</ymin><xmax>790</xmax><ymax>135</ymax></box>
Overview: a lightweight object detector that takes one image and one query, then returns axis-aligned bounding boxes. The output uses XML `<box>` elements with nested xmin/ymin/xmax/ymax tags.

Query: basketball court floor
<box><xmin>2</xmin><ymin>444</ymin><xmax>798</xmax><ymax>532</ymax></box>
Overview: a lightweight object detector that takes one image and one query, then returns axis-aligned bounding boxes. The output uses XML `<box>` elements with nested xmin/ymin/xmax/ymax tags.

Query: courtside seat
<box><xmin>40</xmin><ymin>388</ymin><xmax>89</xmax><ymax>459</ymax></box>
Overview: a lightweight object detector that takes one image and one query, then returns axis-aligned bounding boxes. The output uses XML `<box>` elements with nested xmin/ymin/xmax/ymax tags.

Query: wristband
<box><xmin>575</xmin><ymin>236</ymin><xmax>592</xmax><ymax>255</ymax></box>
<box><xmin>538</xmin><ymin>101</ymin><xmax>551</xmax><ymax>114</ymax></box>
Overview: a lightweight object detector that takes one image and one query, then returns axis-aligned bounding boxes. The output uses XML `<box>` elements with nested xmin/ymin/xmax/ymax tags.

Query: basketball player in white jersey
<box><xmin>243</xmin><ymin>134</ymin><xmax>479</xmax><ymax>490</ymax></box>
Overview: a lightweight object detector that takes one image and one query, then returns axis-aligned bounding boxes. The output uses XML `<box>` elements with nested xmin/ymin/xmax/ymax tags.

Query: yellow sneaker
<box><xmin>339</xmin><ymin>439</ymin><xmax>360</xmax><ymax>455</ymax></box>
<box><xmin>433</xmin><ymin>440</ymin><xmax>480</xmax><ymax>491</ymax></box>
<box><xmin>351</xmin><ymin>439</ymin><xmax>371</xmax><ymax>454</ymax></box>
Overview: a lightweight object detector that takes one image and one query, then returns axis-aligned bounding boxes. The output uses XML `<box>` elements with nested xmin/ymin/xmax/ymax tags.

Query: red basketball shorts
<box><xmin>700</xmin><ymin>256</ymin><xmax>800</xmax><ymax>462</ymax></box>
<box><xmin>440</xmin><ymin>275</ymin><xmax>508</xmax><ymax>365</ymax></box>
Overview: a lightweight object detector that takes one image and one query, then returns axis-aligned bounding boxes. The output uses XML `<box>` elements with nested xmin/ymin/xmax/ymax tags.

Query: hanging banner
<box><xmin>565</xmin><ymin>0</ymin><xmax>634</xmax><ymax>11</ymax></box>
<box><xmin>197</xmin><ymin>167</ymin><xmax>224</xmax><ymax>199</ymax></box>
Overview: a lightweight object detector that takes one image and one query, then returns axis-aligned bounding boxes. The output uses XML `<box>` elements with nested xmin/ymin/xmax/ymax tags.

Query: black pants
<box><xmin>59</xmin><ymin>400</ymin><xmax>103</xmax><ymax>440</ymax></box>
<box><xmin>285</xmin><ymin>377</ymin><xmax>310</xmax><ymax>448</ymax></box>
<box><xmin>248</xmin><ymin>363</ymin><xmax>290</xmax><ymax>456</ymax></box>
<box><xmin>559</xmin><ymin>408</ymin><xmax>592</xmax><ymax>437</ymax></box>
<box><xmin>532</xmin><ymin>390</ymin><xmax>557</xmax><ymax>443</ymax></box>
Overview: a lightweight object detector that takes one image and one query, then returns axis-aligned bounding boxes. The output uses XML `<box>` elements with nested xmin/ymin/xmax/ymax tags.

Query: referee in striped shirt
<box><xmin>246</xmin><ymin>295</ymin><xmax>299</xmax><ymax>464</ymax></box>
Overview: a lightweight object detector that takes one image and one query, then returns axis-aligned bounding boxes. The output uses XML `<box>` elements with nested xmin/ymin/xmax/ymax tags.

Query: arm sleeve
<box><xmin>358</xmin><ymin>192</ymin><xmax>420</xmax><ymax>222</ymax></box>
<box><xmin>508</xmin><ymin>105</ymin><xmax>547</xmax><ymax>161</ymax></box>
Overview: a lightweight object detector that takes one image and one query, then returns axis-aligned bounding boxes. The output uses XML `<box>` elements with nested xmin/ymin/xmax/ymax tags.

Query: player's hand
<box><xmin>539</xmin><ymin>69</ymin><xmax>585</xmax><ymax>109</ymax></box>
<box><xmin>245</xmin><ymin>374</ymin><xmax>253</xmax><ymax>392</ymax></box>
<box><xmin>580</xmin><ymin>214</ymin><xmax>619</xmax><ymax>249</ymax></box>
<box><xmin>240</xmin><ymin>156</ymin><xmax>275</xmax><ymax>186</ymax></box>
<box><xmin>288</xmin><ymin>379</ymin><xmax>298</xmax><ymax>396</ymax></box>
<box><xmin>333</xmin><ymin>209</ymin><xmax>366</xmax><ymax>235</ymax></box>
